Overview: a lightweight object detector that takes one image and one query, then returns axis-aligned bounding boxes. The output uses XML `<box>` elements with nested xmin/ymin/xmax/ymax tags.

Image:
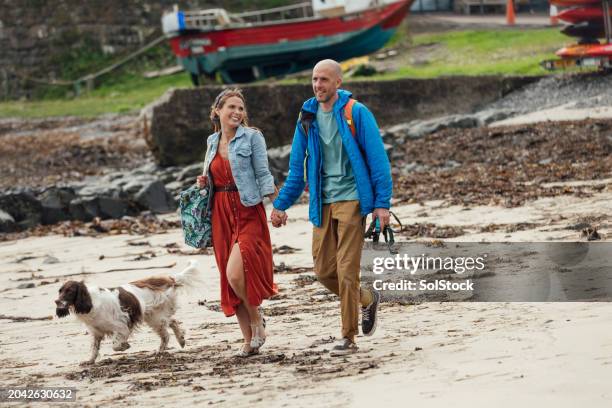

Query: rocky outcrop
<box><xmin>0</xmin><ymin>192</ymin><xmax>43</xmax><ymax>230</ymax></box>
<box><xmin>147</xmin><ymin>76</ymin><xmax>539</xmax><ymax>166</ymax></box>
<box><xmin>383</xmin><ymin>109</ymin><xmax>516</xmax><ymax>141</ymax></box>
<box><xmin>0</xmin><ymin>162</ymin><xmax>181</xmax><ymax>232</ymax></box>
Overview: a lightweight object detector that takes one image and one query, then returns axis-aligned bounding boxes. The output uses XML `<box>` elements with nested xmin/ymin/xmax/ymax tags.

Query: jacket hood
<box><xmin>301</xmin><ymin>89</ymin><xmax>353</xmax><ymax>114</ymax></box>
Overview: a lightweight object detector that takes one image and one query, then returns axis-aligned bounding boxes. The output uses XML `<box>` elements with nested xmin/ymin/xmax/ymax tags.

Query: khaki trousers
<box><xmin>312</xmin><ymin>201</ymin><xmax>370</xmax><ymax>342</ymax></box>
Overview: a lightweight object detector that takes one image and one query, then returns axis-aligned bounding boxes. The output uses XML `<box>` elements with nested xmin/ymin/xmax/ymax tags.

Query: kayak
<box><xmin>550</xmin><ymin>0</ymin><xmax>599</xmax><ymax>6</ymax></box>
<box><xmin>561</xmin><ymin>21</ymin><xmax>606</xmax><ymax>38</ymax></box>
<box><xmin>556</xmin><ymin>42</ymin><xmax>612</xmax><ymax>57</ymax></box>
<box><xmin>557</xmin><ymin>7</ymin><xmax>608</xmax><ymax>24</ymax></box>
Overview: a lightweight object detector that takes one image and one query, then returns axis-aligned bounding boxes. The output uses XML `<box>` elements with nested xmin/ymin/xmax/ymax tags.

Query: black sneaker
<box><xmin>361</xmin><ymin>290</ymin><xmax>380</xmax><ymax>336</ymax></box>
<box><xmin>330</xmin><ymin>338</ymin><xmax>358</xmax><ymax>357</ymax></box>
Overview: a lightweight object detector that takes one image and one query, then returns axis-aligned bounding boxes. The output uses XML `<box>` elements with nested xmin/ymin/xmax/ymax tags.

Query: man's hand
<box><xmin>372</xmin><ymin>208</ymin><xmax>390</xmax><ymax>231</ymax></box>
<box><xmin>271</xmin><ymin>208</ymin><xmax>288</xmax><ymax>228</ymax></box>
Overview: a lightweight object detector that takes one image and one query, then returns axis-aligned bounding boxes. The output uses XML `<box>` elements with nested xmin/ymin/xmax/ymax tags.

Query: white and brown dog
<box><xmin>54</xmin><ymin>260</ymin><xmax>202</xmax><ymax>365</ymax></box>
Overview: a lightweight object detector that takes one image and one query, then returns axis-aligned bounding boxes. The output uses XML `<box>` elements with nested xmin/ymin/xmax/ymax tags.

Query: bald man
<box><xmin>271</xmin><ymin>59</ymin><xmax>392</xmax><ymax>356</ymax></box>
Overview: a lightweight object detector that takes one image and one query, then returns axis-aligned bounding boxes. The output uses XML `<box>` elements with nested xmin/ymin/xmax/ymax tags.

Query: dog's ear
<box><xmin>74</xmin><ymin>281</ymin><xmax>92</xmax><ymax>314</ymax></box>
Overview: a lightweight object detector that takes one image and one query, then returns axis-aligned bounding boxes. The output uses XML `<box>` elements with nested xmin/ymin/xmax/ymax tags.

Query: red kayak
<box><xmin>561</xmin><ymin>21</ymin><xmax>606</xmax><ymax>38</ymax></box>
<box><xmin>550</xmin><ymin>0</ymin><xmax>599</xmax><ymax>6</ymax></box>
<box><xmin>556</xmin><ymin>43</ymin><xmax>612</xmax><ymax>57</ymax></box>
<box><xmin>557</xmin><ymin>7</ymin><xmax>608</xmax><ymax>24</ymax></box>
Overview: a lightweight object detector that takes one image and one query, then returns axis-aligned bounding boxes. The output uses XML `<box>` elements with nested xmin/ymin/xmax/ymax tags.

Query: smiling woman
<box><xmin>194</xmin><ymin>88</ymin><xmax>279</xmax><ymax>358</ymax></box>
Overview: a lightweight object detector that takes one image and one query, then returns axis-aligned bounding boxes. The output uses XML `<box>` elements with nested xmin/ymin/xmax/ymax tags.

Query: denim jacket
<box><xmin>202</xmin><ymin>125</ymin><xmax>275</xmax><ymax>207</ymax></box>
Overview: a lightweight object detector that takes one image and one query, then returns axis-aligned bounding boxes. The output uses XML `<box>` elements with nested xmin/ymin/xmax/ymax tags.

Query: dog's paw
<box><xmin>178</xmin><ymin>337</ymin><xmax>186</xmax><ymax>348</ymax></box>
<box><xmin>112</xmin><ymin>342</ymin><xmax>131</xmax><ymax>352</ymax></box>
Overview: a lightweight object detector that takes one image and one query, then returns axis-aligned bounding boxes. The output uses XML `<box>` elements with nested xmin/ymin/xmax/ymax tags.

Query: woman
<box><xmin>197</xmin><ymin>88</ymin><xmax>278</xmax><ymax>357</ymax></box>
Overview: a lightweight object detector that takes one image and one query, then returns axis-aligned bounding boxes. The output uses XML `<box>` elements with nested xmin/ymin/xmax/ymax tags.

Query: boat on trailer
<box><xmin>162</xmin><ymin>0</ymin><xmax>412</xmax><ymax>84</ymax></box>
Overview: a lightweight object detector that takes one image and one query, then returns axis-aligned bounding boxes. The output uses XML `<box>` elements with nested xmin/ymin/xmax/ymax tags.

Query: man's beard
<box><xmin>316</xmin><ymin>93</ymin><xmax>331</xmax><ymax>103</ymax></box>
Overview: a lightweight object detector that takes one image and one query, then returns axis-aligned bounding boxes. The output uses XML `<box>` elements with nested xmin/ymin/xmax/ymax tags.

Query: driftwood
<box><xmin>0</xmin><ymin>314</ymin><xmax>53</xmax><ymax>322</ymax></box>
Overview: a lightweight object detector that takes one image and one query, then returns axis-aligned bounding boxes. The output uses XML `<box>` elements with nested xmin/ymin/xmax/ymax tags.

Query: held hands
<box><xmin>270</xmin><ymin>208</ymin><xmax>288</xmax><ymax>228</ymax></box>
<box><xmin>372</xmin><ymin>208</ymin><xmax>391</xmax><ymax>231</ymax></box>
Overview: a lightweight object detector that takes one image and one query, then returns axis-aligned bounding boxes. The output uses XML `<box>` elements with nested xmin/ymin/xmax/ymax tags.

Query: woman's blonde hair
<box><xmin>209</xmin><ymin>88</ymin><xmax>249</xmax><ymax>133</ymax></box>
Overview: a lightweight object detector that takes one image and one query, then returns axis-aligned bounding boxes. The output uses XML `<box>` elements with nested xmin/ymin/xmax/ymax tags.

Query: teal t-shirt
<box><xmin>316</xmin><ymin>108</ymin><xmax>359</xmax><ymax>204</ymax></box>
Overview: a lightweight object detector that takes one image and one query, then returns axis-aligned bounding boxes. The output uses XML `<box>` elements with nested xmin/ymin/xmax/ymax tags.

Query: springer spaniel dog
<box><xmin>55</xmin><ymin>260</ymin><xmax>202</xmax><ymax>365</ymax></box>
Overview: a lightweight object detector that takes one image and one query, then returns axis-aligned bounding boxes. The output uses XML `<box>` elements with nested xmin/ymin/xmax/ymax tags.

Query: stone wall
<box><xmin>0</xmin><ymin>0</ymin><xmax>294</xmax><ymax>99</ymax></box>
<box><xmin>148</xmin><ymin>76</ymin><xmax>541</xmax><ymax>166</ymax></box>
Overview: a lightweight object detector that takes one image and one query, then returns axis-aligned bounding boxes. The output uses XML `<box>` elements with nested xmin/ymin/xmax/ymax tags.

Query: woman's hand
<box><xmin>196</xmin><ymin>175</ymin><xmax>207</xmax><ymax>189</ymax></box>
<box><xmin>266</xmin><ymin>185</ymin><xmax>279</xmax><ymax>202</ymax></box>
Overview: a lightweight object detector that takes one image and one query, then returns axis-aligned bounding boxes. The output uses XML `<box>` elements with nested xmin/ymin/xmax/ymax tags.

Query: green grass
<box><xmin>0</xmin><ymin>27</ymin><xmax>575</xmax><ymax>118</ymax></box>
<box><xmin>374</xmin><ymin>28</ymin><xmax>571</xmax><ymax>79</ymax></box>
<box><xmin>0</xmin><ymin>73</ymin><xmax>191</xmax><ymax>118</ymax></box>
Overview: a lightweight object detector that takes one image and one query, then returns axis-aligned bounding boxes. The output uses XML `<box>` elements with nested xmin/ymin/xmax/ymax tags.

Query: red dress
<box><xmin>210</xmin><ymin>154</ymin><xmax>276</xmax><ymax>317</ymax></box>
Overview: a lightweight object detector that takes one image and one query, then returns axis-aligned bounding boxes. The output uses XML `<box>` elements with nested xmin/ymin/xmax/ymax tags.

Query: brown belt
<box><xmin>214</xmin><ymin>184</ymin><xmax>238</xmax><ymax>192</ymax></box>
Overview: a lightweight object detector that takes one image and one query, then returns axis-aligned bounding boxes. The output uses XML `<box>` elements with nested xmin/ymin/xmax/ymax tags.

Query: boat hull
<box><xmin>167</xmin><ymin>1</ymin><xmax>411</xmax><ymax>83</ymax></box>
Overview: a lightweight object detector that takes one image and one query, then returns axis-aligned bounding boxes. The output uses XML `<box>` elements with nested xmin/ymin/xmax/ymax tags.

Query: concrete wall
<box><xmin>148</xmin><ymin>75</ymin><xmax>541</xmax><ymax>166</ymax></box>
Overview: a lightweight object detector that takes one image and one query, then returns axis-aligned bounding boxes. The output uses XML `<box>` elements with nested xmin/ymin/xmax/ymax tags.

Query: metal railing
<box><xmin>181</xmin><ymin>2</ymin><xmax>314</xmax><ymax>29</ymax></box>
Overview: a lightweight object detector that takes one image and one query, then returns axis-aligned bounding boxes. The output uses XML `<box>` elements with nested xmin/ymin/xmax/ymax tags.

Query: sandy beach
<box><xmin>1</xmin><ymin>186</ymin><xmax>610</xmax><ymax>406</ymax></box>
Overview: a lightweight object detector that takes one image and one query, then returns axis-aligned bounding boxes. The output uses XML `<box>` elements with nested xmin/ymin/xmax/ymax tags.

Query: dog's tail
<box><xmin>171</xmin><ymin>260</ymin><xmax>205</xmax><ymax>293</ymax></box>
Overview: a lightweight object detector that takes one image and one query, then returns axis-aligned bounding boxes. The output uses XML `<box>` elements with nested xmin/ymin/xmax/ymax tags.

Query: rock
<box><xmin>385</xmin><ymin>122</ymin><xmax>418</xmax><ymax>139</ymax></box>
<box><xmin>147</xmin><ymin>88</ymin><xmax>211</xmax><ymax>167</ymax></box>
<box><xmin>474</xmin><ymin>109</ymin><xmax>516</xmax><ymax>125</ymax></box>
<box><xmin>385</xmin><ymin>114</ymin><xmax>480</xmax><ymax>140</ymax></box>
<box><xmin>539</xmin><ymin>158</ymin><xmax>552</xmax><ymax>165</ymax></box>
<box><xmin>442</xmin><ymin>160</ymin><xmax>462</xmax><ymax>171</ymax></box>
<box><xmin>77</xmin><ymin>183</ymin><xmax>123</xmax><ymax>199</ymax></box>
<box><xmin>0</xmin><ymin>192</ymin><xmax>43</xmax><ymax>230</ymax></box>
<box><xmin>43</xmin><ymin>255</ymin><xmax>60</xmax><ymax>264</ymax></box>
<box><xmin>98</xmin><ymin>197</ymin><xmax>130</xmax><ymax>218</ymax></box>
<box><xmin>267</xmin><ymin>144</ymin><xmax>292</xmax><ymax>184</ymax></box>
<box><xmin>400</xmin><ymin>162</ymin><xmax>429</xmax><ymax>176</ymax></box>
<box><xmin>134</xmin><ymin>180</ymin><xmax>176</xmax><ymax>213</ymax></box>
<box><xmin>121</xmin><ymin>175</ymin><xmax>158</xmax><ymax>195</ymax></box>
<box><xmin>39</xmin><ymin>187</ymin><xmax>76</xmax><ymax>225</ymax></box>
<box><xmin>391</xmin><ymin>150</ymin><xmax>404</xmax><ymax>161</ymax></box>
<box><xmin>69</xmin><ymin>196</ymin><xmax>129</xmax><ymax>221</ymax></box>
<box><xmin>165</xmin><ymin>180</ymin><xmax>190</xmax><ymax>196</ymax></box>
<box><xmin>132</xmin><ymin>161</ymin><xmax>161</xmax><ymax>176</ymax></box>
<box><xmin>177</xmin><ymin>163</ymin><xmax>203</xmax><ymax>182</ymax></box>
<box><xmin>17</xmin><ymin>283</ymin><xmax>36</xmax><ymax>289</ymax></box>
<box><xmin>0</xmin><ymin>209</ymin><xmax>16</xmax><ymax>233</ymax></box>
<box><xmin>383</xmin><ymin>143</ymin><xmax>393</xmax><ymax>161</ymax></box>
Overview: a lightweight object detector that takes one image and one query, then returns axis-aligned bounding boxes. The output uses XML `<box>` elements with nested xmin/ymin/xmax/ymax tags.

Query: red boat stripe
<box><xmin>169</xmin><ymin>1</ymin><xmax>407</xmax><ymax>57</ymax></box>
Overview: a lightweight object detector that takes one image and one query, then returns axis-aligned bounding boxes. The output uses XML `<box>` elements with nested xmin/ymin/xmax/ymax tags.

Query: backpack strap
<box><xmin>298</xmin><ymin>110</ymin><xmax>315</xmax><ymax>137</ymax></box>
<box><xmin>297</xmin><ymin>110</ymin><xmax>315</xmax><ymax>192</ymax></box>
<box><xmin>344</xmin><ymin>98</ymin><xmax>357</xmax><ymax>138</ymax></box>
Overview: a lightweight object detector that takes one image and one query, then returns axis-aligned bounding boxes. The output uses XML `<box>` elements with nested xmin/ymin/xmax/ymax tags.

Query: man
<box><xmin>271</xmin><ymin>59</ymin><xmax>392</xmax><ymax>356</ymax></box>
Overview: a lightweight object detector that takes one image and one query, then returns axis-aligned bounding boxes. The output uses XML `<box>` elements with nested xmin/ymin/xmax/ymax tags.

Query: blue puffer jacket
<box><xmin>273</xmin><ymin>89</ymin><xmax>392</xmax><ymax>227</ymax></box>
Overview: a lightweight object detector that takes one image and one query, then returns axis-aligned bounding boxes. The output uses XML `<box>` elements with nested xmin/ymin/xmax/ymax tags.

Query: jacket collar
<box><xmin>211</xmin><ymin>125</ymin><xmax>246</xmax><ymax>144</ymax></box>
<box><xmin>301</xmin><ymin>89</ymin><xmax>353</xmax><ymax>114</ymax></box>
